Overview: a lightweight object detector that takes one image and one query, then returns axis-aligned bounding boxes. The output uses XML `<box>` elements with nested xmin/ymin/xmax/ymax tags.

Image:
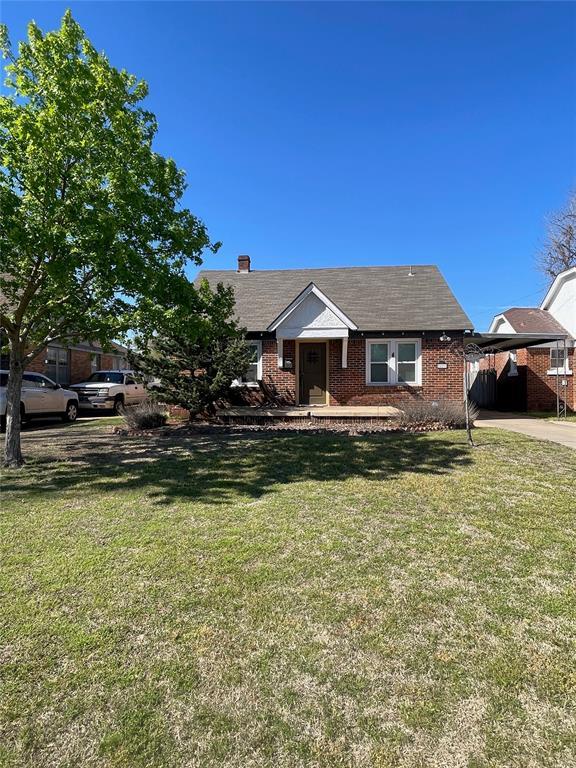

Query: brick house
<box><xmin>1</xmin><ymin>339</ymin><xmax>129</xmax><ymax>387</ymax></box>
<box><xmin>486</xmin><ymin>267</ymin><xmax>575</xmax><ymax>412</ymax></box>
<box><xmin>197</xmin><ymin>257</ymin><xmax>473</xmax><ymax>407</ymax></box>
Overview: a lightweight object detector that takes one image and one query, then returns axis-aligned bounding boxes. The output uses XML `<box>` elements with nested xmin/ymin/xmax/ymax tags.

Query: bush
<box><xmin>398</xmin><ymin>400</ymin><xmax>478</xmax><ymax>430</ymax></box>
<box><xmin>121</xmin><ymin>400</ymin><xmax>168</xmax><ymax>430</ymax></box>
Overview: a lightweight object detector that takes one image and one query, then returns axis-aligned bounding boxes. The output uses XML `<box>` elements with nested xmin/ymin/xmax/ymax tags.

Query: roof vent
<box><xmin>237</xmin><ymin>254</ymin><xmax>251</xmax><ymax>273</ymax></box>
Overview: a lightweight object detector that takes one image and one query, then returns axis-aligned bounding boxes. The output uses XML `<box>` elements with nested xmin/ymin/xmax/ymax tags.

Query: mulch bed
<box><xmin>112</xmin><ymin>419</ymin><xmax>464</xmax><ymax>438</ymax></box>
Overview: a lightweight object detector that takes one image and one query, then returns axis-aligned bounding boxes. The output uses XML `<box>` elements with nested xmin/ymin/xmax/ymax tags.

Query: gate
<box><xmin>468</xmin><ymin>369</ymin><xmax>496</xmax><ymax>408</ymax></box>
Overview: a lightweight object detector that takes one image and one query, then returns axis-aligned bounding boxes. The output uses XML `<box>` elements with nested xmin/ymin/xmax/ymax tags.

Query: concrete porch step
<box><xmin>217</xmin><ymin>406</ymin><xmax>401</xmax><ymax>420</ymax></box>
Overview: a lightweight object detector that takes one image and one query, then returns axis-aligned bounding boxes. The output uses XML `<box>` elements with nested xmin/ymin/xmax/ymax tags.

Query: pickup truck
<box><xmin>70</xmin><ymin>370</ymin><xmax>148</xmax><ymax>414</ymax></box>
<box><xmin>0</xmin><ymin>370</ymin><xmax>79</xmax><ymax>428</ymax></box>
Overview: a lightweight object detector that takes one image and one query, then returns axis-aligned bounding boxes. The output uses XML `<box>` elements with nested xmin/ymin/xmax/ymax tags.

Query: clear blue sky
<box><xmin>3</xmin><ymin>1</ymin><xmax>575</xmax><ymax>329</ymax></box>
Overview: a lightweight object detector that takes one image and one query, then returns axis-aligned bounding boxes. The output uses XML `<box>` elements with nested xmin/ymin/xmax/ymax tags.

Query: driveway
<box><xmin>476</xmin><ymin>411</ymin><xmax>576</xmax><ymax>450</ymax></box>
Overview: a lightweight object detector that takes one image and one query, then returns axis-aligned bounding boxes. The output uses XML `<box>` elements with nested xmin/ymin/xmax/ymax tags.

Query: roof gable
<box><xmin>496</xmin><ymin>307</ymin><xmax>571</xmax><ymax>337</ymax></box>
<box><xmin>268</xmin><ymin>283</ymin><xmax>357</xmax><ymax>338</ymax></box>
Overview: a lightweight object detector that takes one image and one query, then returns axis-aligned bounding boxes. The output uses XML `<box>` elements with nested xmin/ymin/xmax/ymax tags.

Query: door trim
<box><xmin>296</xmin><ymin>340</ymin><xmax>329</xmax><ymax>406</ymax></box>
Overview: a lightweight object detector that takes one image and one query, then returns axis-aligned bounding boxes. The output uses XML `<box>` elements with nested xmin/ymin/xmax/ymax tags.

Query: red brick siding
<box><xmin>523</xmin><ymin>347</ymin><xmax>575</xmax><ymax>412</ymax></box>
<box><xmin>25</xmin><ymin>355</ymin><xmax>46</xmax><ymax>373</ymax></box>
<box><xmin>23</xmin><ymin>347</ymin><xmax>125</xmax><ymax>384</ymax></box>
<box><xmin>328</xmin><ymin>338</ymin><xmax>463</xmax><ymax>406</ymax></box>
<box><xmin>479</xmin><ymin>347</ymin><xmax>574</xmax><ymax>412</ymax></box>
<box><xmin>231</xmin><ymin>336</ymin><xmax>464</xmax><ymax>407</ymax></box>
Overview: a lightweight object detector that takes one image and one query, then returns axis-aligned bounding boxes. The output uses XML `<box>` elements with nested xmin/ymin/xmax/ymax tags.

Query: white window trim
<box><xmin>365</xmin><ymin>338</ymin><xmax>422</xmax><ymax>386</ymax></box>
<box><xmin>547</xmin><ymin>369</ymin><xmax>573</xmax><ymax>376</ymax></box>
<box><xmin>232</xmin><ymin>340</ymin><xmax>262</xmax><ymax>388</ymax></box>
<box><xmin>548</xmin><ymin>348</ymin><xmax>572</xmax><ymax>376</ymax></box>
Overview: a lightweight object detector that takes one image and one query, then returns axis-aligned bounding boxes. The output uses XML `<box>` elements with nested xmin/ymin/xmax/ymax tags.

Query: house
<box><xmin>486</xmin><ymin>266</ymin><xmax>575</xmax><ymax>412</ymax></box>
<box><xmin>196</xmin><ymin>256</ymin><xmax>473</xmax><ymax>407</ymax></box>
<box><xmin>0</xmin><ymin>338</ymin><xmax>129</xmax><ymax>387</ymax></box>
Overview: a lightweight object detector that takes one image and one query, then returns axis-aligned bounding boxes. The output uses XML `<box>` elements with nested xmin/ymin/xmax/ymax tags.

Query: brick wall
<box><xmin>231</xmin><ymin>336</ymin><xmax>464</xmax><ymax>407</ymax></box>
<box><xmin>478</xmin><ymin>347</ymin><xmax>574</xmax><ymax>412</ymax></box>
<box><xmin>70</xmin><ymin>350</ymin><xmax>93</xmax><ymax>383</ymax></box>
<box><xmin>328</xmin><ymin>337</ymin><xmax>463</xmax><ymax>406</ymax></box>
<box><xmin>523</xmin><ymin>347</ymin><xmax>574</xmax><ymax>412</ymax></box>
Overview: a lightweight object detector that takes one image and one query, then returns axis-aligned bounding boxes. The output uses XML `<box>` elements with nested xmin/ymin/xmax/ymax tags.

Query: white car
<box><xmin>0</xmin><ymin>370</ymin><xmax>79</xmax><ymax>428</ymax></box>
<box><xmin>70</xmin><ymin>370</ymin><xmax>148</xmax><ymax>414</ymax></box>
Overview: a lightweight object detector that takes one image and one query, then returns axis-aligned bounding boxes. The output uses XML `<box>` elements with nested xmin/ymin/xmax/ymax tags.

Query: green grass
<box><xmin>526</xmin><ymin>411</ymin><xmax>576</xmax><ymax>423</ymax></box>
<box><xmin>1</xmin><ymin>424</ymin><xmax>575</xmax><ymax>768</ymax></box>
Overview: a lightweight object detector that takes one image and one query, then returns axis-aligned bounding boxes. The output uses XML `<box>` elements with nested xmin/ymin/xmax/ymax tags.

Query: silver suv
<box><xmin>70</xmin><ymin>370</ymin><xmax>148</xmax><ymax>414</ymax></box>
<box><xmin>0</xmin><ymin>370</ymin><xmax>79</xmax><ymax>429</ymax></box>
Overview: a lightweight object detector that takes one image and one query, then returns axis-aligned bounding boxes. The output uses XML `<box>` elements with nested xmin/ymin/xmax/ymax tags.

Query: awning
<box><xmin>464</xmin><ymin>332</ymin><xmax>569</xmax><ymax>353</ymax></box>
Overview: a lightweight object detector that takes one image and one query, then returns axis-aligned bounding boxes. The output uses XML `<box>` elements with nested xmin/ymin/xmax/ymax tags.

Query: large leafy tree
<box><xmin>131</xmin><ymin>280</ymin><xmax>252</xmax><ymax>419</ymax></box>
<box><xmin>0</xmin><ymin>12</ymin><xmax>217</xmax><ymax>466</ymax></box>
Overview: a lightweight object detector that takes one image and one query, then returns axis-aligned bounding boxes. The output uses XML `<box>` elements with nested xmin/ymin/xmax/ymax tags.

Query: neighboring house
<box><xmin>197</xmin><ymin>256</ymin><xmax>473</xmax><ymax>407</ymax></box>
<box><xmin>0</xmin><ymin>338</ymin><xmax>129</xmax><ymax>387</ymax></box>
<box><xmin>486</xmin><ymin>267</ymin><xmax>575</xmax><ymax>412</ymax></box>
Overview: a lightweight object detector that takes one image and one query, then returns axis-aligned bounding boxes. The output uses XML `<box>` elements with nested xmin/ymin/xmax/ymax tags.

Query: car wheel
<box><xmin>62</xmin><ymin>401</ymin><xmax>79</xmax><ymax>422</ymax></box>
<box><xmin>113</xmin><ymin>396</ymin><xmax>124</xmax><ymax>415</ymax></box>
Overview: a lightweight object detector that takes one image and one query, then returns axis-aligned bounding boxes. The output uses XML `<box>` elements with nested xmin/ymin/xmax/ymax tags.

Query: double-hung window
<box><xmin>235</xmin><ymin>341</ymin><xmax>262</xmax><ymax>386</ymax></box>
<box><xmin>366</xmin><ymin>339</ymin><xmax>421</xmax><ymax>386</ymax></box>
<box><xmin>549</xmin><ymin>347</ymin><xmax>570</xmax><ymax>374</ymax></box>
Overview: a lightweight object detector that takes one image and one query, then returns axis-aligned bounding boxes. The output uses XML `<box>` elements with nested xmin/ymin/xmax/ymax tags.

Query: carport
<box><xmin>460</xmin><ymin>331</ymin><xmax>570</xmax><ymax>418</ymax></box>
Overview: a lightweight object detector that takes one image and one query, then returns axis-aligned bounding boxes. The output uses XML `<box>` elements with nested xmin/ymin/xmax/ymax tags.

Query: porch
<box><xmin>217</xmin><ymin>405</ymin><xmax>401</xmax><ymax>423</ymax></box>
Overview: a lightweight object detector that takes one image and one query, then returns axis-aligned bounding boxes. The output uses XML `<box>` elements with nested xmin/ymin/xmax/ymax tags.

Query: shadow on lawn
<box><xmin>6</xmin><ymin>429</ymin><xmax>473</xmax><ymax>505</ymax></box>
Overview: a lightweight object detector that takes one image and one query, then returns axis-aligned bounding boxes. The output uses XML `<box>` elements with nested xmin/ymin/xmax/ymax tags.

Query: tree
<box><xmin>130</xmin><ymin>279</ymin><xmax>252</xmax><ymax>419</ymax></box>
<box><xmin>538</xmin><ymin>192</ymin><xmax>576</xmax><ymax>281</ymax></box>
<box><xmin>0</xmin><ymin>12</ymin><xmax>217</xmax><ymax>466</ymax></box>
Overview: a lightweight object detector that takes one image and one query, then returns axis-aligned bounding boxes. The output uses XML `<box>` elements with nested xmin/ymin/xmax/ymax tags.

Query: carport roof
<box><xmin>465</xmin><ymin>332</ymin><xmax>569</xmax><ymax>353</ymax></box>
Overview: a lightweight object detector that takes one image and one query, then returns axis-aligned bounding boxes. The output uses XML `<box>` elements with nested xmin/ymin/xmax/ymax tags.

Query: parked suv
<box><xmin>0</xmin><ymin>370</ymin><xmax>79</xmax><ymax>429</ymax></box>
<box><xmin>70</xmin><ymin>370</ymin><xmax>148</xmax><ymax>414</ymax></box>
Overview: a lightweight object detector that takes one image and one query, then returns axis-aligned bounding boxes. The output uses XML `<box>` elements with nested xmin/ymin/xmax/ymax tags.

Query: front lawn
<box><xmin>1</xmin><ymin>425</ymin><xmax>575</xmax><ymax>767</ymax></box>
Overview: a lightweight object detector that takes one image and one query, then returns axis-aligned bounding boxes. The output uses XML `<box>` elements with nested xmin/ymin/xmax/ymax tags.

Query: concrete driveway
<box><xmin>476</xmin><ymin>411</ymin><xmax>576</xmax><ymax>450</ymax></box>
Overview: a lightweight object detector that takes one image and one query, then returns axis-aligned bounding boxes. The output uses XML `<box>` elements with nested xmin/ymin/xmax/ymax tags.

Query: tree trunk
<box><xmin>3</xmin><ymin>338</ymin><xmax>25</xmax><ymax>468</ymax></box>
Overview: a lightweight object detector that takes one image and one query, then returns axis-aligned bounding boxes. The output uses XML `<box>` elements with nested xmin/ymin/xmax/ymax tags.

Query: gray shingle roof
<box><xmin>503</xmin><ymin>308</ymin><xmax>572</xmax><ymax>338</ymax></box>
<box><xmin>196</xmin><ymin>265</ymin><xmax>472</xmax><ymax>332</ymax></box>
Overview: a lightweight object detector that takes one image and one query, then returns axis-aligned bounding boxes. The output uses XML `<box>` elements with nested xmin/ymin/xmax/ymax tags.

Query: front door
<box><xmin>299</xmin><ymin>343</ymin><xmax>327</xmax><ymax>405</ymax></box>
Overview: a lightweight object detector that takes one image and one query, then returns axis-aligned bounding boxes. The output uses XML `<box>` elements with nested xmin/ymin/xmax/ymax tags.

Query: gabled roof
<box><xmin>496</xmin><ymin>307</ymin><xmax>571</xmax><ymax>337</ymax></box>
<box><xmin>196</xmin><ymin>265</ymin><xmax>472</xmax><ymax>332</ymax></box>
<box><xmin>267</xmin><ymin>283</ymin><xmax>357</xmax><ymax>332</ymax></box>
<box><xmin>541</xmin><ymin>266</ymin><xmax>576</xmax><ymax>310</ymax></box>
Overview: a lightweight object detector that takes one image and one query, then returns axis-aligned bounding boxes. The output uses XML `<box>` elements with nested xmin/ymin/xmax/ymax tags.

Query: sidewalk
<box><xmin>475</xmin><ymin>411</ymin><xmax>576</xmax><ymax>450</ymax></box>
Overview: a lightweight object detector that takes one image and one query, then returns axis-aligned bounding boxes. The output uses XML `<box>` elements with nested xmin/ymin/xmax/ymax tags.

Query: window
<box><xmin>125</xmin><ymin>377</ymin><xmax>136</xmax><ymax>385</ymax></box>
<box><xmin>397</xmin><ymin>342</ymin><xmax>418</xmax><ymax>384</ymax></box>
<box><xmin>244</xmin><ymin>342</ymin><xmax>262</xmax><ymax>384</ymax></box>
<box><xmin>22</xmin><ymin>374</ymin><xmax>42</xmax><ymax>389</ymax></box>
<box><xmin>86</xmin><ymin>371</ymin><xmax>124</xmax><ymax>384</ymax></box>
<box><xmin>234</xmin><ymin>341</ymin><xmax>262</xmax><ymax>386</ymax></box>
<box><xmin>23</xmin><ymin>374</ymin><xmax>54</xmax><ymax>389</ymax></box>
<box><xmin>369</xmin><ymin>342</ymin><xmax>389</xmax><ymax>383</ymax></box>
<box><xmin>549</xmin><ymin>348</ymin><xmax>570</xmax><ymax>373</ymax></box>
<box><xmin>366</xmin><ymin>339</ymin><xmax>421</xmax><ymax>386</ymax></box>
<box><xmin>46</xmin><ymin>346</ymin><xmax>69</xmax><ymax>385</ymax></box>
<box><xmin>90</xmin><ymin>353</ymin><xmax>101</xmax><ymax>373</ymax></box>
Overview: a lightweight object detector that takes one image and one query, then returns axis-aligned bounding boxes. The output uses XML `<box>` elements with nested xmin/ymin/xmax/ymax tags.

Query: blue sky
<box><xmin>3</xmin><ymin>1</ymin><xmax>575</xmax><ymax>329</ymax></box>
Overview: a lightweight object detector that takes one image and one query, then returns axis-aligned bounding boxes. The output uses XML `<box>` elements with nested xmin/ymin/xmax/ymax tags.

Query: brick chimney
<box><xmin>237</xmin><ymin>254</ymin><xmax>251</xmax><ymax>272</ymax></box>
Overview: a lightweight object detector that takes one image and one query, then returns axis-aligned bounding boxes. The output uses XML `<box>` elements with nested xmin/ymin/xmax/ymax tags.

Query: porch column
<box><xmin>277</xmin><ymin>338</ymin><xmax>284</xmax><ymax>368</ymax></box>
<box><xmin>341</xmin><ymin>337</ymin><xmax>348</xmax><ymax>368</ymax></box>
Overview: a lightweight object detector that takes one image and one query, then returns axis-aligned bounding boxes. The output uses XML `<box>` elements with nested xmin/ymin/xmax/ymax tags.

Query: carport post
<box><xmin>555</xmin><ymin>339</ymin><xmax>560</xmax><ymax>419</ymax></box>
